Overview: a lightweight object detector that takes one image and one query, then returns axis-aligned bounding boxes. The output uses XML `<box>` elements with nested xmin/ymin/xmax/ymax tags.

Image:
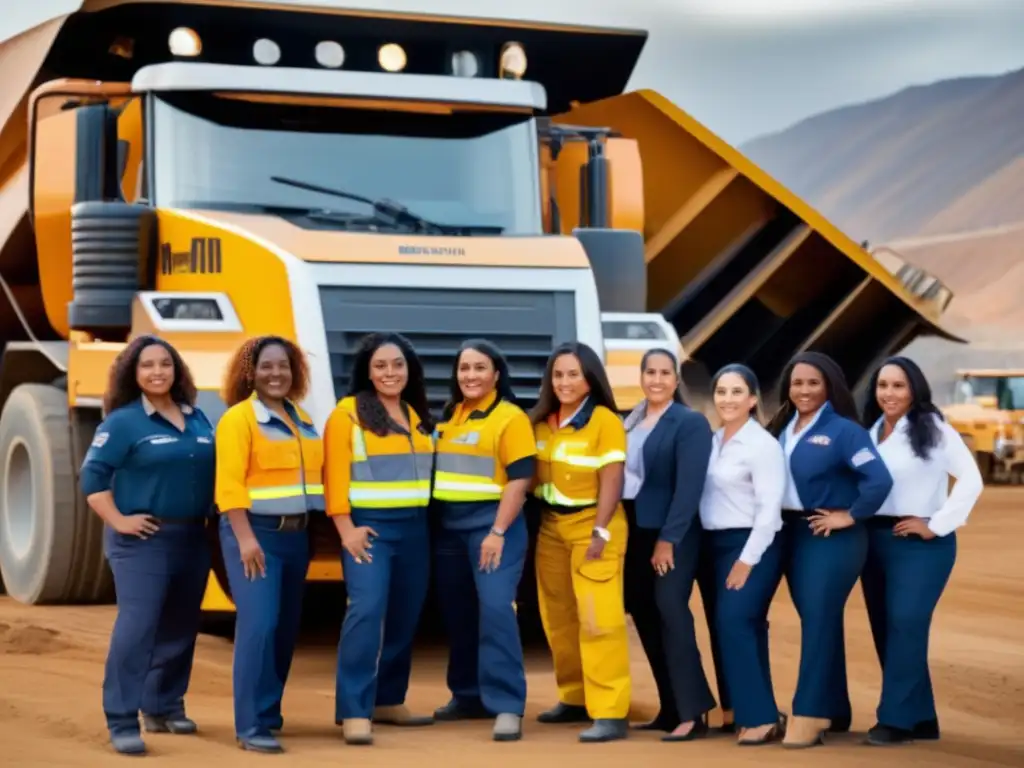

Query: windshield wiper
<box><xmin>269</xmin><ymin>175</ymin><xmax>503</xmax><ymax>236</ymax></box>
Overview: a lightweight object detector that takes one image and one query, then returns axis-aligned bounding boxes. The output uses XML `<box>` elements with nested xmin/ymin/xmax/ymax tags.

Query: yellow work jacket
<box><xmin>215</xmin><ymin>393</ymin><xmax>325</xmax><ymax>516</ymax></box>
<box><xmin>432</xmin><ymin>391</ymin><xmax>536</xmax><ymax>504</ymax></box>
<box><xmin>323</xmin><ymin>395</ymin><xmax>434</xmax><ymax>517</ymax></box>
<box><xmin>533</xmin><ymin>398</ymin><xmax>627</xmax><ymax>509</ymax></box>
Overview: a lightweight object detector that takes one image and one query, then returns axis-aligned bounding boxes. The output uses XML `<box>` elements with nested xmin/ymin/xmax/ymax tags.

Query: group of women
<box><xmin>81</xmin><ymin>330</ymin><xmax>983</xmax><ymax>756</ymax></box>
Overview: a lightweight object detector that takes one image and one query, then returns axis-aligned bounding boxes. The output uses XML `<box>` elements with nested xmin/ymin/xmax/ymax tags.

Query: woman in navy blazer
<box><xmin>622</xmin><ymin>348</ymin><xmax>716</xmax><ymax>742</ymax></box>
<box><xmin>766</xmin><ymin>351</ymin><xmax>893</xmax><ymax>749</ymax></box>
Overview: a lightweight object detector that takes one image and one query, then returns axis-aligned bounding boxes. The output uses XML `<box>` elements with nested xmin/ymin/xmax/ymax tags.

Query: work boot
<box><xmin>143</xmin><ymin>715</ymin><xmax>198</xmax><ymax>734</ymax></box>
<box><xmin>373</xmin><ymin>705</ymin><xmax>434</xmax><ymax>727</ymax></box>
<box><xmin>579</xmin><ymin>718</ymin><xmax>628</xmax><ymax>743</ymax></box>
<box><xmin>237</xmin><ymin>734</ymin><xmax>284</xmax><ymax>753</ymax></box>
<box><xmin>110</xmin><ymin>732</ymin><xmax>146</xmax><ymax>755</ymax></box>
<box><xmin>866</xmin><ymin>723</ymin><xmax>914</xmax><ymax>746</ymax></box>
<box><xmin>343</xmin><ymin>718</ymin><xmax>373</xmax><ymax>745</ymax></box>
<box><xmin>913</xmin><ymin>718</ymin><xmax>940</xmax><ymax>740</ymax></box>
<box><xmin>433</xmin><ymin>698</ymin><xmax>490</xmax><ymax>721</ymax></box>
<box><xmin>781</xmin><ymin>716</ymin><xmax>829</xmax><ymax>749</ymax></box>
<box><xmin>537</xmin><ymin>702</ymin><xmax>590</xmax><ymax>724</ymax></box>
<box><xmin>492</xmin><ymin>713</ymin><xmax>523</xmax><ymax>742</ymax></box>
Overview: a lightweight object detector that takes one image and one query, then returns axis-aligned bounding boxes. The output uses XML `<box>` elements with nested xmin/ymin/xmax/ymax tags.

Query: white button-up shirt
<box><xmin>699</xmin><ymin>417</ymin><xmax>786</xmax><ymax>566</ymax></box>
<box><xmin>871</xmin><ymin>413</ymin><xmax>983</xmax><ymax>537</ymax></box>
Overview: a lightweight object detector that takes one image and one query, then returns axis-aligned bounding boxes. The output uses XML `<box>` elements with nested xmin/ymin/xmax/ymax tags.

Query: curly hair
<box><xmin>222</xmin><ymin>335</ymin><xmax>310</xmax><ymax>407</ymax></box>
<box><xmin>104</xmin><ymin>335</ymin><xmax>197</xmax><ymax>414</ymax></box>
<box><xmin>346</xmin><ymin>332</ymin><xmax>433</xmax><ymax>435</ymax></box>
<box><xmin>862</xmin><ymin>355</ymin><xmax>943</xmax><ymax>460</ymax></box>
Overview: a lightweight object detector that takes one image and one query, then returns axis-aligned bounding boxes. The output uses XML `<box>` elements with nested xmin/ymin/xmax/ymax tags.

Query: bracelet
<box><xmin>489</xmin><ymin>526</ymin><xmax>505</xmax><ymax>538</ymax></box>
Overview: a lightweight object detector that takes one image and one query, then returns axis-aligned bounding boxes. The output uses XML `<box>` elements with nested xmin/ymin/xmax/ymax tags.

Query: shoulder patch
<box><xmin>91</xmin><ymin>431</ymin><xmax>109</xmax><ymax>449</ymax></box>
<box><xmin>851</xmin><ymin>448</ymin><xmax>876</xmax><ymax>467</ymax></box>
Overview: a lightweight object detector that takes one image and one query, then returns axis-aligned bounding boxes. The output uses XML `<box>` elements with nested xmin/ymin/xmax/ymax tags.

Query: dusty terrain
<box><xmin>2</xmin><ymin>488</ymin><xmax>1023</xmax><ymax>767</ymax></box>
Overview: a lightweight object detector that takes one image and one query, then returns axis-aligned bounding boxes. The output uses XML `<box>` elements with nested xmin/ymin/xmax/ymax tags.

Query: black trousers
<box><xmin>623</xmin><ymin>500</ymin><xmax>716</xmax><ymax>724</ymax></box>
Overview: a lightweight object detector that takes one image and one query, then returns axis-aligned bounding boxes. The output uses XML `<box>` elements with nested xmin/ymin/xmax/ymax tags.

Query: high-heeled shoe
<box><xmin>661</xmin><ymin>716</ymin><xmax>708</xmax><ymax>742</ymax></box>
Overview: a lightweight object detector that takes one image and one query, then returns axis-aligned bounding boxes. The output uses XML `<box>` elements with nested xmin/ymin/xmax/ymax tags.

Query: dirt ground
<box><xmin>2</xmin><ymin>489</ymin><xmax>1023</xmax><ymax>767</ymax></box>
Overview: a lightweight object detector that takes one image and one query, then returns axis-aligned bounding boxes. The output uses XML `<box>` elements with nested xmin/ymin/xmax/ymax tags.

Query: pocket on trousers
<box><xmin>575</xmin><ymin>555</ymin><xmax>624</xmax><ymax>637</ymax></box>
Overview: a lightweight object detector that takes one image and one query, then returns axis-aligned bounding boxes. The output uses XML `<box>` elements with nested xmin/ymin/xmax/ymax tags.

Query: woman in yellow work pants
<box><xmin>530</xmin><ymin>341</ymin><xmax>630</xmax><ymax>743</ymax></box>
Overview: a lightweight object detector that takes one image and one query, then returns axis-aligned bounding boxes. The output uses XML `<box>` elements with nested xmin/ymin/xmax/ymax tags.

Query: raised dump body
<box><xmin>0</xmin><ymin>1</ymin><xmax>959</xmax><ymax>613</ymax></box>
<box><xmin>547</xmin><ymin>93</ymin><xmax>961</xmax><ymax>410</ymax></box>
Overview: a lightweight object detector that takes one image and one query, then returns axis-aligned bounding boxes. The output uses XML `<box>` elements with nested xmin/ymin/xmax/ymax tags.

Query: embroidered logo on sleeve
<box><xmin>851</xmin><ymin>448</ymin><xmax>876</xmax><ymax>467</ymax></box>
<box><xmin>91</xmin><ymin>432</ymin><xmax>109</xmax><ymax>448</ymax></box>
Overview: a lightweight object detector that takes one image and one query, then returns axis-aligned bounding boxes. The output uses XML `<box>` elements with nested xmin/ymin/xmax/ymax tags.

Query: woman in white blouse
<box><xmin>860</xmin><ymin>356</ymin><xmax>983</xmax><ymax>746</ymax></box>
<box><xmin>698</xmin><ymin>363</ymin><xmax>787</xmax><ymax>745</ymax></box>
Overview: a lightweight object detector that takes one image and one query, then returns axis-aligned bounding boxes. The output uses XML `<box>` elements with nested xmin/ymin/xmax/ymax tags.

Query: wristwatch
<box><xmin>592</xmin><ymin>526</ymin><xmax>611</xmax><ymax>542</ymax></box>
<box><xmin>490</xmin><ymin>526</ymin><xmax>506</xmax><ymax>537</ymax></box>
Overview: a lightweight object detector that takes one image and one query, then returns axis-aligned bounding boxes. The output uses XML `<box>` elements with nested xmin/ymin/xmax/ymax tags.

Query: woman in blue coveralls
<box><xmin>859</xmin><ymin>356</ymin><xmax>983</xmax><ymax>746</ymax></box>
<box><xmin>80</xmin><ymin>335</ymin><xmax>216</xmax><ymax>756</ymax></box>
<box><xmin>765</xmin><ymin>351</ymin><xmax>893</xmax><ymax>749</ymax></box>
<box><xmin>215</xmin><ymin>336</ymin><xmax>324</xmax><ymax>754</ymax></box>
<box><xmin>324</xmin><ymin>332</ymin><xmax>436</xmax><ymax>745</ymax></box>
<box><xmin>698</xmin><ymin>364</ymin><xmax>787</xmax><ymax>745</ymax></box>
<box><xmin>431</xmin><ymin>339</ymin><xmax>537</xmax><ymax>742</ymax></box>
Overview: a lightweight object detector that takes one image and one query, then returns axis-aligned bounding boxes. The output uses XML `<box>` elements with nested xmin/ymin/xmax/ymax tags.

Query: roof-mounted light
<box><xmin>451</xmin><ymin>50</ymin><xmax>480</xmax><ymax>78</ymax></box>
<box><xmin>316</xmin><ymin>41</ymin><xmax>345</xmax><ymax>69</ymax></box>
<box><xmin>499</xmin><ymin>42</ymin><xmax>527</xmax><ymax>80</ymax></box>
<box><xmin>253</xmin><ymin>38</ymin><xmax>281</xmax><ymax>66</ymax></box>
<box><xmin>378</xmin><ymin>43</ymin><xmax>407</xmax><ymax>72</ymax></box>
<box><xmin>168</xmin><ymin>27</ymin><xmax>201</xmax><ymax>58</ymax></box>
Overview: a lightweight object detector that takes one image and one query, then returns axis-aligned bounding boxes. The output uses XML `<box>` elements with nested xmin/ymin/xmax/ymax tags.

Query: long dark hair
<box><xmin>530</xmin><ymin>342</ymin><xmax>617</xmax><ymax>424</ymax></box>
<box><xmin>767</xmin><ymin>351</ymin><xmax>858</xmax><ymax>436</ymax></box>
<box><xmin>441</xmin><ymin>339</ymin><xmax>516</xmax><ymax>421</ymax></box>
<box><xmin>711</xmin><ymin>362</ymin><xmax>763</xmax><ymax>420</ymax></box>
<box><xmin>641</xmin><ymin>347</ymin><xmax>685</xmax><ymax>405</ymax></box>
<box><xmin>104</xmin><ymin>335</ymin><xmax>197</xmax><ymax>414</ymax></box>
<box><xmin>346</xmin><ymin>332</ymin><xmax>432</xmax><ymax>435</ymax></box>
<box><xmin>862</xmin><ymin>355</ymin><xmax>943</xmax><ymax>460</ymax></box>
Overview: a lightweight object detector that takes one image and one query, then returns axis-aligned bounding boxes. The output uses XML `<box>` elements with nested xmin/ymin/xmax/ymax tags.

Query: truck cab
<box><xmin>943</xmin><ymin>368</ymin><xmax>1024</xmax><ymax>483</ymax></box>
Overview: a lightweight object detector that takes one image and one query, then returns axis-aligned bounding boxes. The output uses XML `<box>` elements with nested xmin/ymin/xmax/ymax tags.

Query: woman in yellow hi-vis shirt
<box><xmin>215</xmin><ymin>336</ymin><xmax>324</xmax><ymax>754</ymax></box>
<box><xmin>431</xmin><ymin>339</ymin><xmax>537</xmax><ymax>743</ymax></box>
<box><xmin>530</xmin><ymin>341</ymin><xmax>630</xmax><ymax>743</ymax></box>
<box><xmin>323</xmin><ymin>333</ymin><xmax>435</xmax><ymax>745</ymax></box>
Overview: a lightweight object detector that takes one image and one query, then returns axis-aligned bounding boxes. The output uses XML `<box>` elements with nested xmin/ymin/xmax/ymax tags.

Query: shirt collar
<box><xmin>548</xmin><ymin>396</ymin><xmax>597</xmax><ymax>431</ymax></box>
<box><xmin>454</xmin><ymin>390</ymin><xmax>499</xmax><ymax>423</ymax></box>
<box><xmin>784</xmin><ymin>401</ymin><xmax>831</xmax><ymax>442</ymax></box>
<box><xmin>871</xmin><ymin>413</ymin><xmax>909</xmax><ymax>444</ymax></box>
<box><xmin>715</xmin><ymin>415</ymin><xmax>757</xmax><ymax>446</ymax></box>
<box><xmin>140</xmin><ymin>395</ymin><xmax>193</xmax><ymax>417</ymax></box>
<box><xmin>249</xmin><ymin>392</ymin><xmax>306</xmax><ymax>427</ymax></box>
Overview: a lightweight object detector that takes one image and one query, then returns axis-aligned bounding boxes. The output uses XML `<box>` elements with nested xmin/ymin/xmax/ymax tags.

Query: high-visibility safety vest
<box><xmin>533</xmin><ymin>399</ymin><xmax>627</xmax><ymax>508</ymax></box>
<box><xmin>215</xmin><ymin>393</ymin><xmax>325</xmax><ymax>516</ymax></box>
<box><xmin>323</xmin><ymin>396</ymin><xmax>434</xmax><ymax>515</ymax></box>
<box><xmin>432</xmin><ymin>392</ymin><xmax>535</xmax><ymax>503</ymax></box>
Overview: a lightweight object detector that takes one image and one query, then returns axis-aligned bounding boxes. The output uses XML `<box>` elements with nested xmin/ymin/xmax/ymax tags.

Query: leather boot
<box><xmin>343</xmin><ymin>718</ymin><xmax>373</xmax><ymax>745</ymax></box>
<box><xmin>579</xmin><ymin>718</ymin><xmax>628</xmax><ymax>743</ymax></box>
<box><xmin>373</xmin><ymin>705</ymin><xmax>434</xmax><ymax>727</ymax></box>
<box><xmin>781</xmin><ymin>716</ymin><xmax>829</xmax><ymax>749</ymax></box>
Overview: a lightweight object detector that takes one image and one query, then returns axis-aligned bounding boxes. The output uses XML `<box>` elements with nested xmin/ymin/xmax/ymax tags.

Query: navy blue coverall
<box><xmin>80</xmin><ymin>397</ymin><xmax>216</xmax><ymax>738</ymax></box>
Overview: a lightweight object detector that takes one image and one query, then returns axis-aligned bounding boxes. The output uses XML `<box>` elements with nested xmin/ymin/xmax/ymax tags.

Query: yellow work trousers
<box><xmin>535</xmin><ymin>505</ymin><xmax>631</xmax><ymax>719</ymax></box>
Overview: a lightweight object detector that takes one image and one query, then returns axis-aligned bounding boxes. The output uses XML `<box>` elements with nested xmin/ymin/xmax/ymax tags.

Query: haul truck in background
<box><xmin>943</xmin><ymin>369</ymin><xmax>1024</xmax><ymax>484</ymax></box>
<box><xmin>0</xmin><ymin>1</ymin><xmax>959</xmax><ymax>615</ymax></box>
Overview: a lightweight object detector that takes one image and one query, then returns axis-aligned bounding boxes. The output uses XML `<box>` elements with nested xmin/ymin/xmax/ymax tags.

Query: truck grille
<box><xmin>319</xmin><ymin>286</ymin><xmax>577</xmax><ymax>417</ymax></box>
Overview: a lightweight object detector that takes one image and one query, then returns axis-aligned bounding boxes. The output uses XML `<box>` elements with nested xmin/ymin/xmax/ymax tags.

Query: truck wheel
<box><xmin>976</xmin><ymin>452</ymin><xmax>994</xmax><ymax>484</ymax></box>
<box><xmin>0</xmin><ymin>384</ymin><xmax>112</xmax><ymax>604</ymax></box>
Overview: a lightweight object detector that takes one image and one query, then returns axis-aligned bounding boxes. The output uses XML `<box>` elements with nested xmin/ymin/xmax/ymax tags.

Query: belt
<box><xmin>250</xmin><ymin>513</ymin><xmax>310</xmax><ymax>532</ymax></box>
<box><xmin>782</xmin><ymin>508</ymin><xmax>812</xmax><ymax>523</ymax></box>
<box><xmin>540</xmin><ymin>502</ymin><xmax>593</xmax><ymax>517</ymax></box>
<box><xmin>135</xmin><ymin>512</ymin><xmax>207</xmax><ymax>526</ymax></box>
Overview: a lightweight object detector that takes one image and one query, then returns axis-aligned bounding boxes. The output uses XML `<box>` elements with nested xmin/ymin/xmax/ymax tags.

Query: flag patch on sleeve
<box><xmin>851</xmin><ymin>448</ymin><xmax>875</xmax><ymax>467</ymax></box>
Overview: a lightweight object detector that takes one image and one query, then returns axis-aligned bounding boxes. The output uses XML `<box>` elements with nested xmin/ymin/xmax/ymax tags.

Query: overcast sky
<box><xmin>8</xmin><ymin>0</ymin><xmax>1024</xmax><ymax>143</ymax></box>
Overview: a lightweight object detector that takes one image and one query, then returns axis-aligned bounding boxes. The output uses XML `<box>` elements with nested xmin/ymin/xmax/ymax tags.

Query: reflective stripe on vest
<box><xmin>433</xmin><ymin>452</ymin><xmax>503</xmax><ymax>502</ymax></box>
<box><xmin>345</xmin><ymin>403</ymin><xmax>432</xmax><ymax>509</ymax></box>
<box><xmin>250</xmin><ymin>483</ymin><xmax>325</xmax><ymax>514</ymax></box>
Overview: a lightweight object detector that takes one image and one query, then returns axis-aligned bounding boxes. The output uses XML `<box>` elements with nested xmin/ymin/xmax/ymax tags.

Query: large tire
<box><xmin>0</xmin><ymin>384</ymin><xmax>112</xmax><ymax>604</ymax></box>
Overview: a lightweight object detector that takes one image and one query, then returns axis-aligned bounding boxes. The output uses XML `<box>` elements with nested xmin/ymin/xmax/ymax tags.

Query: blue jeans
<box><xmin>433</xmin><ymin>515</ymin><xmax>528</xmax><ymax>716</ymax></box>
<box><xmin>862</xmin><ymin>520</ymin><xmax>956</xmax><ymax>730</ymax></box>
<box><xmin>219</xmin><ymin>514</ymin><xmax>309</xmax><ymax>739</ymax></box>
<box><xmin>102</xmin><ymin>521</ymin><xmax>210</xmax><ymax>736</ymax></box>
<box><xmin>336</xmin><ymin>513</ymin><xmax>431</xmax><ymax>720</ymax></box>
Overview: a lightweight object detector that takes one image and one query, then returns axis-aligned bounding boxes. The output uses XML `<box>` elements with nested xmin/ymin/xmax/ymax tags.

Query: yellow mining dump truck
<box><xmin>943</xmin><ymin>369</ymin><xmax>1024</xmax><ymax>484</ymax></box>
<box><xmin>0</xmin><ymin>1</ymin><xmax>958</xmax><ymax>615</ymax></box>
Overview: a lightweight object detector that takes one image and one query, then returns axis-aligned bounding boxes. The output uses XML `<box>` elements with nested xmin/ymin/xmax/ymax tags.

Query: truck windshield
<box><xmin>955</xmin><ymin>375</ymin><xmax>1024</xmax><ymax>409</ymax></box>
<box><xmin>149</xmin><ymin>92</ymin><xmax>543</xmax><ymax>235</ymax></box>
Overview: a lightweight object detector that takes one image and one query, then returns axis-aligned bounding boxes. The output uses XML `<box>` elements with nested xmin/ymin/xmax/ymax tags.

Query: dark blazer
<box><xmin>630</xmin><ymin>402</ymin><xmax>713</xmax><ymax>544</ymax></box>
